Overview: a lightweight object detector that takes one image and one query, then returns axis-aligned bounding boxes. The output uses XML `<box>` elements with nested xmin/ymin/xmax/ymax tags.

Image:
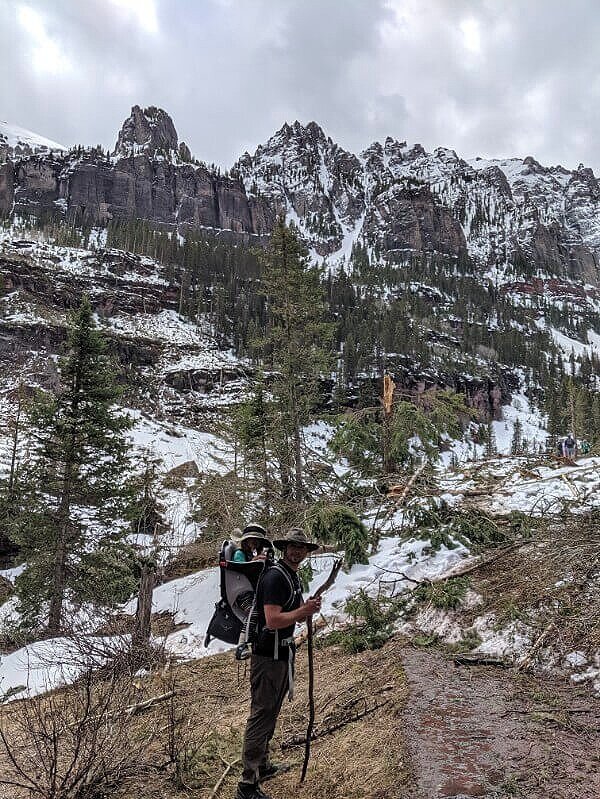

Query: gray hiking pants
<box><xmin>240</xmin><ymin>654</ymin><xmax>289</xmax><ymax>785</ymax></box>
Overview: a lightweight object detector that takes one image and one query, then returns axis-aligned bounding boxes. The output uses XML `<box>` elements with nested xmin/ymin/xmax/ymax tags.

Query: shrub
<box><xmin>407</xmin><ymin>499</ymin><xmax>514</xmax><ymax>553</ymax></box>
<box><xmin>307</xmin><ymin>502</ymin><xmax>370</xmax><ymax>567</ymax></box>
<box><xmin>446</xmin><ymin>629</ymin><xmax>482</xmax><ymax>652</ymax></box>
<box><xmin>0</xmin><ymin>668</ymin><xmax>157</xmax><ymax>799</ymax></box>
<box><xmin>298</xmin><ymin>561</ymin><xmax>314</xmax><ymax>592</ymax></box>
<box><xmin>414</xmin><ymin>576</ymin><xmax>471</xmax><ymax>610</ymax></box>
<box><xmin>319</xmin><ymin>590</ymin><xmax>400</xmax><ymax>653</ymax></box>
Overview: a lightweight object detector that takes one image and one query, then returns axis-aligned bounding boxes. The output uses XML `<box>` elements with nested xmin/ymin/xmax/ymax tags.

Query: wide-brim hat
<box><xmin>273</xmin><ymin>527</ymin><xmax>320</xmax><ymax>552</ymax></box>
<box><xmin>239</xmin><ymin>522</ymin><xmax>271</xmax><ymax>547</ymax></box>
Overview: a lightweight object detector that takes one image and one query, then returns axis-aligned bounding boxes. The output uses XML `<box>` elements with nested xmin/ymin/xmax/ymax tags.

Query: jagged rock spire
<box><xmin>113</xmin><ymin>105</ymin><xmax>178</xmax><ymax>157</ymax></box>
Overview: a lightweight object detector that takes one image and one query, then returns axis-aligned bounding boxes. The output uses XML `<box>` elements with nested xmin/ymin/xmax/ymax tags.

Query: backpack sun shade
<box><xmin>204</xmin><ymin>540</ymin><xmax>269</xmax><ymax>647</ymax></box>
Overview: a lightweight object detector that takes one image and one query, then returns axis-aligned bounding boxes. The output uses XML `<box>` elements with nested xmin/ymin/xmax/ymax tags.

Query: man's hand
<box><xmin>300</xmin><ymin>596</ymin><xmax>321</xmax><ymax>618</ymax></box>
<box><xmin>265</xmin><ymin>596</ymin><xmax>322</xmax><ymax>629</ymax></box>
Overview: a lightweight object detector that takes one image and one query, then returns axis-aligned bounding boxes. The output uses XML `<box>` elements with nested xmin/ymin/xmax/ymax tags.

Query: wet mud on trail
<box><xmin>401</xmin><ymin>645</ymin><xmax>600</xmax><ymax>799</ymax></box>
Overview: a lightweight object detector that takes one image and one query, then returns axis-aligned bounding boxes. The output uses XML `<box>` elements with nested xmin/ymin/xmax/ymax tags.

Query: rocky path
<box><xmin>401</xmin><ymin>645</ymin><xmax>600</xmax><ymax>799</ymax></box>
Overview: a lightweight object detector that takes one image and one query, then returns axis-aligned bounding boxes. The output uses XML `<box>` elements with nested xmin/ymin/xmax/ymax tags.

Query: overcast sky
<box><xmin>2</xmin><ymin>0</ymin><xmax>600</xmax><ymax>171</ymax></box>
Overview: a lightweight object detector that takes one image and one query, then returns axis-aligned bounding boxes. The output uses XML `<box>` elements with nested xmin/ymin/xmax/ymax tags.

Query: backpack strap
<box><xmin>270</xmin><ymin>562</ymin><xmax>297</xmax><ymax>611</ymax></box>
<box><xmin>269</xmin><ymin>563</ymin><xmax>298</xmax><ymax>661</ymax></box>
<box><xmin>244</xmin><ymin>562</ymin><xmax>298</xmax><ymax>659</ymax></box>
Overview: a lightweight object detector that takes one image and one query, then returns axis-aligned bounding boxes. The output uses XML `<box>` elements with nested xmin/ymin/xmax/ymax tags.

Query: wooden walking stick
<box><xmin>300</xmin><ymin>558</ymin><xmax>343</xmax><ymax>783</ymax></box>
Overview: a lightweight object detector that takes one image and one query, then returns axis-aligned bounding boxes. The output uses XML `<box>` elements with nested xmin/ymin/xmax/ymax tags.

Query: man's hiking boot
<box><xmin>259</xmin><ymin>762</ymin><xmax>290</xmax><ymax>781</ymax></box>
<box><xmin>234</xmin><ymin>782</ymin><xmax>272</xmax><ymax>799</ymax></box>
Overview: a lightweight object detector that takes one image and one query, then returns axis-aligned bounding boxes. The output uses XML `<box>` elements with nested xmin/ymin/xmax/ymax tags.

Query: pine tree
<box><xmin>544</xmin><ymin>381</ymin><xmax>562</xmax><ymax>451</ymax></box>
<box><xmin>485</xmin><ymin>420</ymin><xmax>497</xmax><ymax>457</ymax></box>
<box><xmin>592</xmin><ymin>394</ymin><xmax>600</xmax><ymax>443</ymax></box>
<box><xmin>128</xmin><ymin>453</ymin><xmax>164</xmax><ymax>649</ymax></box>
<box><xmin>235</xmin><ymin>375</ymin><xmax>273</xmax><ymax>511</ymax></box>
<box><xmin>573</xmin><ymin>384</ymin><xmax>591</xmax><ymax>442</ymax></box>
<box><xmin>13</xmin><ymin>298</ymin><xmax>136</xmax><ymax>635</ymax></box>
<box><xmin>258</xmin><ymin>219</ymin><xmax>335</xmax><ymax>501</ymax></box>
<box><xmin>510</xmin><ymin>418</ymin><xmax>523</xmax><ymax>455</ymax></box>
<box><xmin>580</xmin><ymin>352</ymin><xmax>593</xmax><ymax>388</ymax></box>
<box><xmin>0</xmin><ymin>384</ymin><xmax>26</xmax><ymax>559</ymax></box>
<box><xmin>307</xmin><ymin>503</ymin><xmax>369</xmax><ymax>567</ymax></box>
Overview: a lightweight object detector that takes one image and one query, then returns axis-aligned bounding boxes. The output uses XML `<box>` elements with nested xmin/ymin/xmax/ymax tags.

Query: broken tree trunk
<box><xmin>133</xmin><ymin>558</ymin><xmax>156</xmax><ymax>647</ymax></box>
<box><xmin>516</xmin><ymin>622</ymin><xmax>557</xmax><ymax>672</ymax></box>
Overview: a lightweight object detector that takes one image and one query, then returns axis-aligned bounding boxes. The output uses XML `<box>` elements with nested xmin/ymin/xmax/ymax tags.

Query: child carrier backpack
<box><xmin>204</xmin><ymin>540</ymin><xmax>273</xmax><ymax>650</ymax></box>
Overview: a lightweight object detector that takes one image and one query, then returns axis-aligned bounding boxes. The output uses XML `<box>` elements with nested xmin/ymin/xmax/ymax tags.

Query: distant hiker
<box><xmin>235</xmin><ymin>528</ymin><xmax>321</xmax><ymax>799</ymax></box>
<box><xmin>563</xmin><ymin>434</ymin><xmax>577</xmax><ymax>459</ymax></box>
<box><xmin>581</xmin><ymin>439</ymin><xmax>591</xmax><ymax>455</ymax></box>
<box><xmin>233</xmin><ymin>523</ymin><xmax>271</xmax><ymax>564</ymax></box>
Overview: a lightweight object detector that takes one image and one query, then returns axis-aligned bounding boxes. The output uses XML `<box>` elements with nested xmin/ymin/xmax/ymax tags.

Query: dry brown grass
<box><xmin>0</xmin><ymin>634</ymin><xmax>411</xmax><ymax>799</ymax></box>
<box><xmin>118</xmin><ymin>636</ymin><xmax>411</xmax><ymax>799</ymax></box>
<box><xmin>0</xmin><ymin>633</ymin><xmax>412</xmax><ymax>799</ymax></box>
<box><xmin>465</xmin><ymin>516</ymin><xmax>600</xmax><ymax>654</ymax></box>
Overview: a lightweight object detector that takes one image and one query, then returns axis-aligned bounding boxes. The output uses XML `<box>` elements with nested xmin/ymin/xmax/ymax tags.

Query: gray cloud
<box><xmin>2</xmin><ymin>0</ymin><xmax>600</xmax><ymax>171</ymax></box>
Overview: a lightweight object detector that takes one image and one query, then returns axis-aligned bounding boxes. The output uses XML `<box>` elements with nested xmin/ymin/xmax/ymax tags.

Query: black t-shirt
<box><xmin>253</xmin><ymin>560</ymin><xmax>303</xmax><ymax>659</ymax></box>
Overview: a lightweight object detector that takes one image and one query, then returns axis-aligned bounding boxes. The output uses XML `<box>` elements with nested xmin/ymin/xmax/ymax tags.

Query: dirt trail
<box><xmin>401</xmin><ymin>645</ymin><xmax>600</xmax><ymax>799</ymax></box>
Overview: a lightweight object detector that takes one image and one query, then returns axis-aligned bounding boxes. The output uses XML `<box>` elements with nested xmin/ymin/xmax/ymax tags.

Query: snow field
<box><xmin>0</xmin><ymin>121</ymin><xmax>66</xmax><ymax>153</ymax></box>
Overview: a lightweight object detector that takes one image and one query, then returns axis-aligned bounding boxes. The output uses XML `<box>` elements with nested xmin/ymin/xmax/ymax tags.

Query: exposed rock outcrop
<box><xmin>4</xmin><ymin>106</ymin><xmax>600</xmax><ymax>283</ymax></box>
<box><xmin>364</xmin><ymin>184</ymin><xmax>467</xmax><ymax>258</ymax></box>
<box><xmin>114</xmin><ymin>105</ymin><xmax>178</xmax><ymax>158</ymax></box>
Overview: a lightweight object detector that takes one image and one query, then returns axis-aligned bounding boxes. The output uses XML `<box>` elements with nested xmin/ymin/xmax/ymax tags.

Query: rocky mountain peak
<box><xmin>271</xmin><ymin>120</ymin><xmax>328</xmax><ymax>149</ymax></box>
<box><xmin>304</xmin><ymin>120</ymin><xmax>327</xmax><ymax>140</ymax></box>
<box><xmin>407</xmin><ymin>143</ymin><xmax>426</xmax><ymax>159</ymax></box>
<box><xmin>361</xmin><ymin>140</ymin><xmax>383</xmax><ymax>159</ymax></box>
<box><xmin>113</xmin><ymin>105</ymin><xmax>178</xmax><ymax>158</ymax></box>
<box><xmin>573</xmin><ymin>163</ymin><xmax>597</xmax><ymax>182</ymax></box>
<box><xmin>361</xmin><ymin>138</ymin><xmax>419</xmax><ymax>172</ymax></box>
<box><xmin>567</xmin><ymin>163</ymin><xmax>600</xmax><ymax>204</ymax></box>
<box><xmin>383</xmin><ymin>137</ymin><xmax>407</xmax><ymax>159</ymax></box>
<box><xmin>434</xmin><ymin>146</ymin><xmax>460</xmax><ymax>162</ymax></box>
<box><xmin>522</xmin><ymin>155</ymin><xmax>546</xmax><ymax>175</ymax></box>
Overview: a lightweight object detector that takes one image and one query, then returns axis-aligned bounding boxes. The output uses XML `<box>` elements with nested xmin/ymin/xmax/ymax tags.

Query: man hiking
<box><xmin>235</xmin><ymin>528</ymin><xmax>321</xmax><ymax>799</ymax></box>
<box><xmin>563</xmin><ymin>433</ymin><xmax>577</xmax><ymax>459</ymax></box>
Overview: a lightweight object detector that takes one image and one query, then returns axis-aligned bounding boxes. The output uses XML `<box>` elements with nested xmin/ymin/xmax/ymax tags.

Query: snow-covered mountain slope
<box><xmin>0</xmin><ymin>230</ymin><xmax>250</xmax><ymax>423</ymax></box>
<box><xmin>234</xmin><ymin>121</ymin><xmax>600</xmax><ymax>280</ymax></box>
<box><xmin>3</xmin><ymin>105</ymin><xmax>600</xmax><ymax>285</ymax></box>
<box><xmin>235</xmin><ymin>121</ymin><xmax>366</xmax><ymax>256</ymax></box>
<box><xmin>0</xmin><ymin>120</ymin><xmax>66</xmax><ymax>160</ymax></box>
<box><xmin>0</xmin><ymin>221</ymin><xmax>597</xmax><ymax>703</ymax></box>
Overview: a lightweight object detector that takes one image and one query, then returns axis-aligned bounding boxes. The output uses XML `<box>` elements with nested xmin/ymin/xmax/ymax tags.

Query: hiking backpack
<box><xmin>204</xmin><ymin>540</ymin><xmax>274</xmax><ymax>648</ymax></box>
<box><xmin>204</xmin><ymin>543</ymin><xmax>298</xmax><ymax>654</ymax></box>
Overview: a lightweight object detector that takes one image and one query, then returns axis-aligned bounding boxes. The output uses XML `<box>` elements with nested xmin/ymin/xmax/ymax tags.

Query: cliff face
<box><xmin>3</xmin><ymin>106</ymin><xmax>600</xmax><ymax>283</ymax></box>
<box><xmin>1</xmin><ymin>108</ymin><xmax>261</xmax><ymax>237</ymax></box>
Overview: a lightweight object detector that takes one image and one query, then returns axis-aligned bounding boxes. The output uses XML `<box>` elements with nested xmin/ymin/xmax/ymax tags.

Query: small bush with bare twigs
<box><xmin>0</xmin><ymin>667</ymin><xmax>159</xmax><ymax>799</ymax></box>
<box><xmin>158</xmin><ymin>669</ymin><xmax>241</xmax><ymax>791</ymax></box>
